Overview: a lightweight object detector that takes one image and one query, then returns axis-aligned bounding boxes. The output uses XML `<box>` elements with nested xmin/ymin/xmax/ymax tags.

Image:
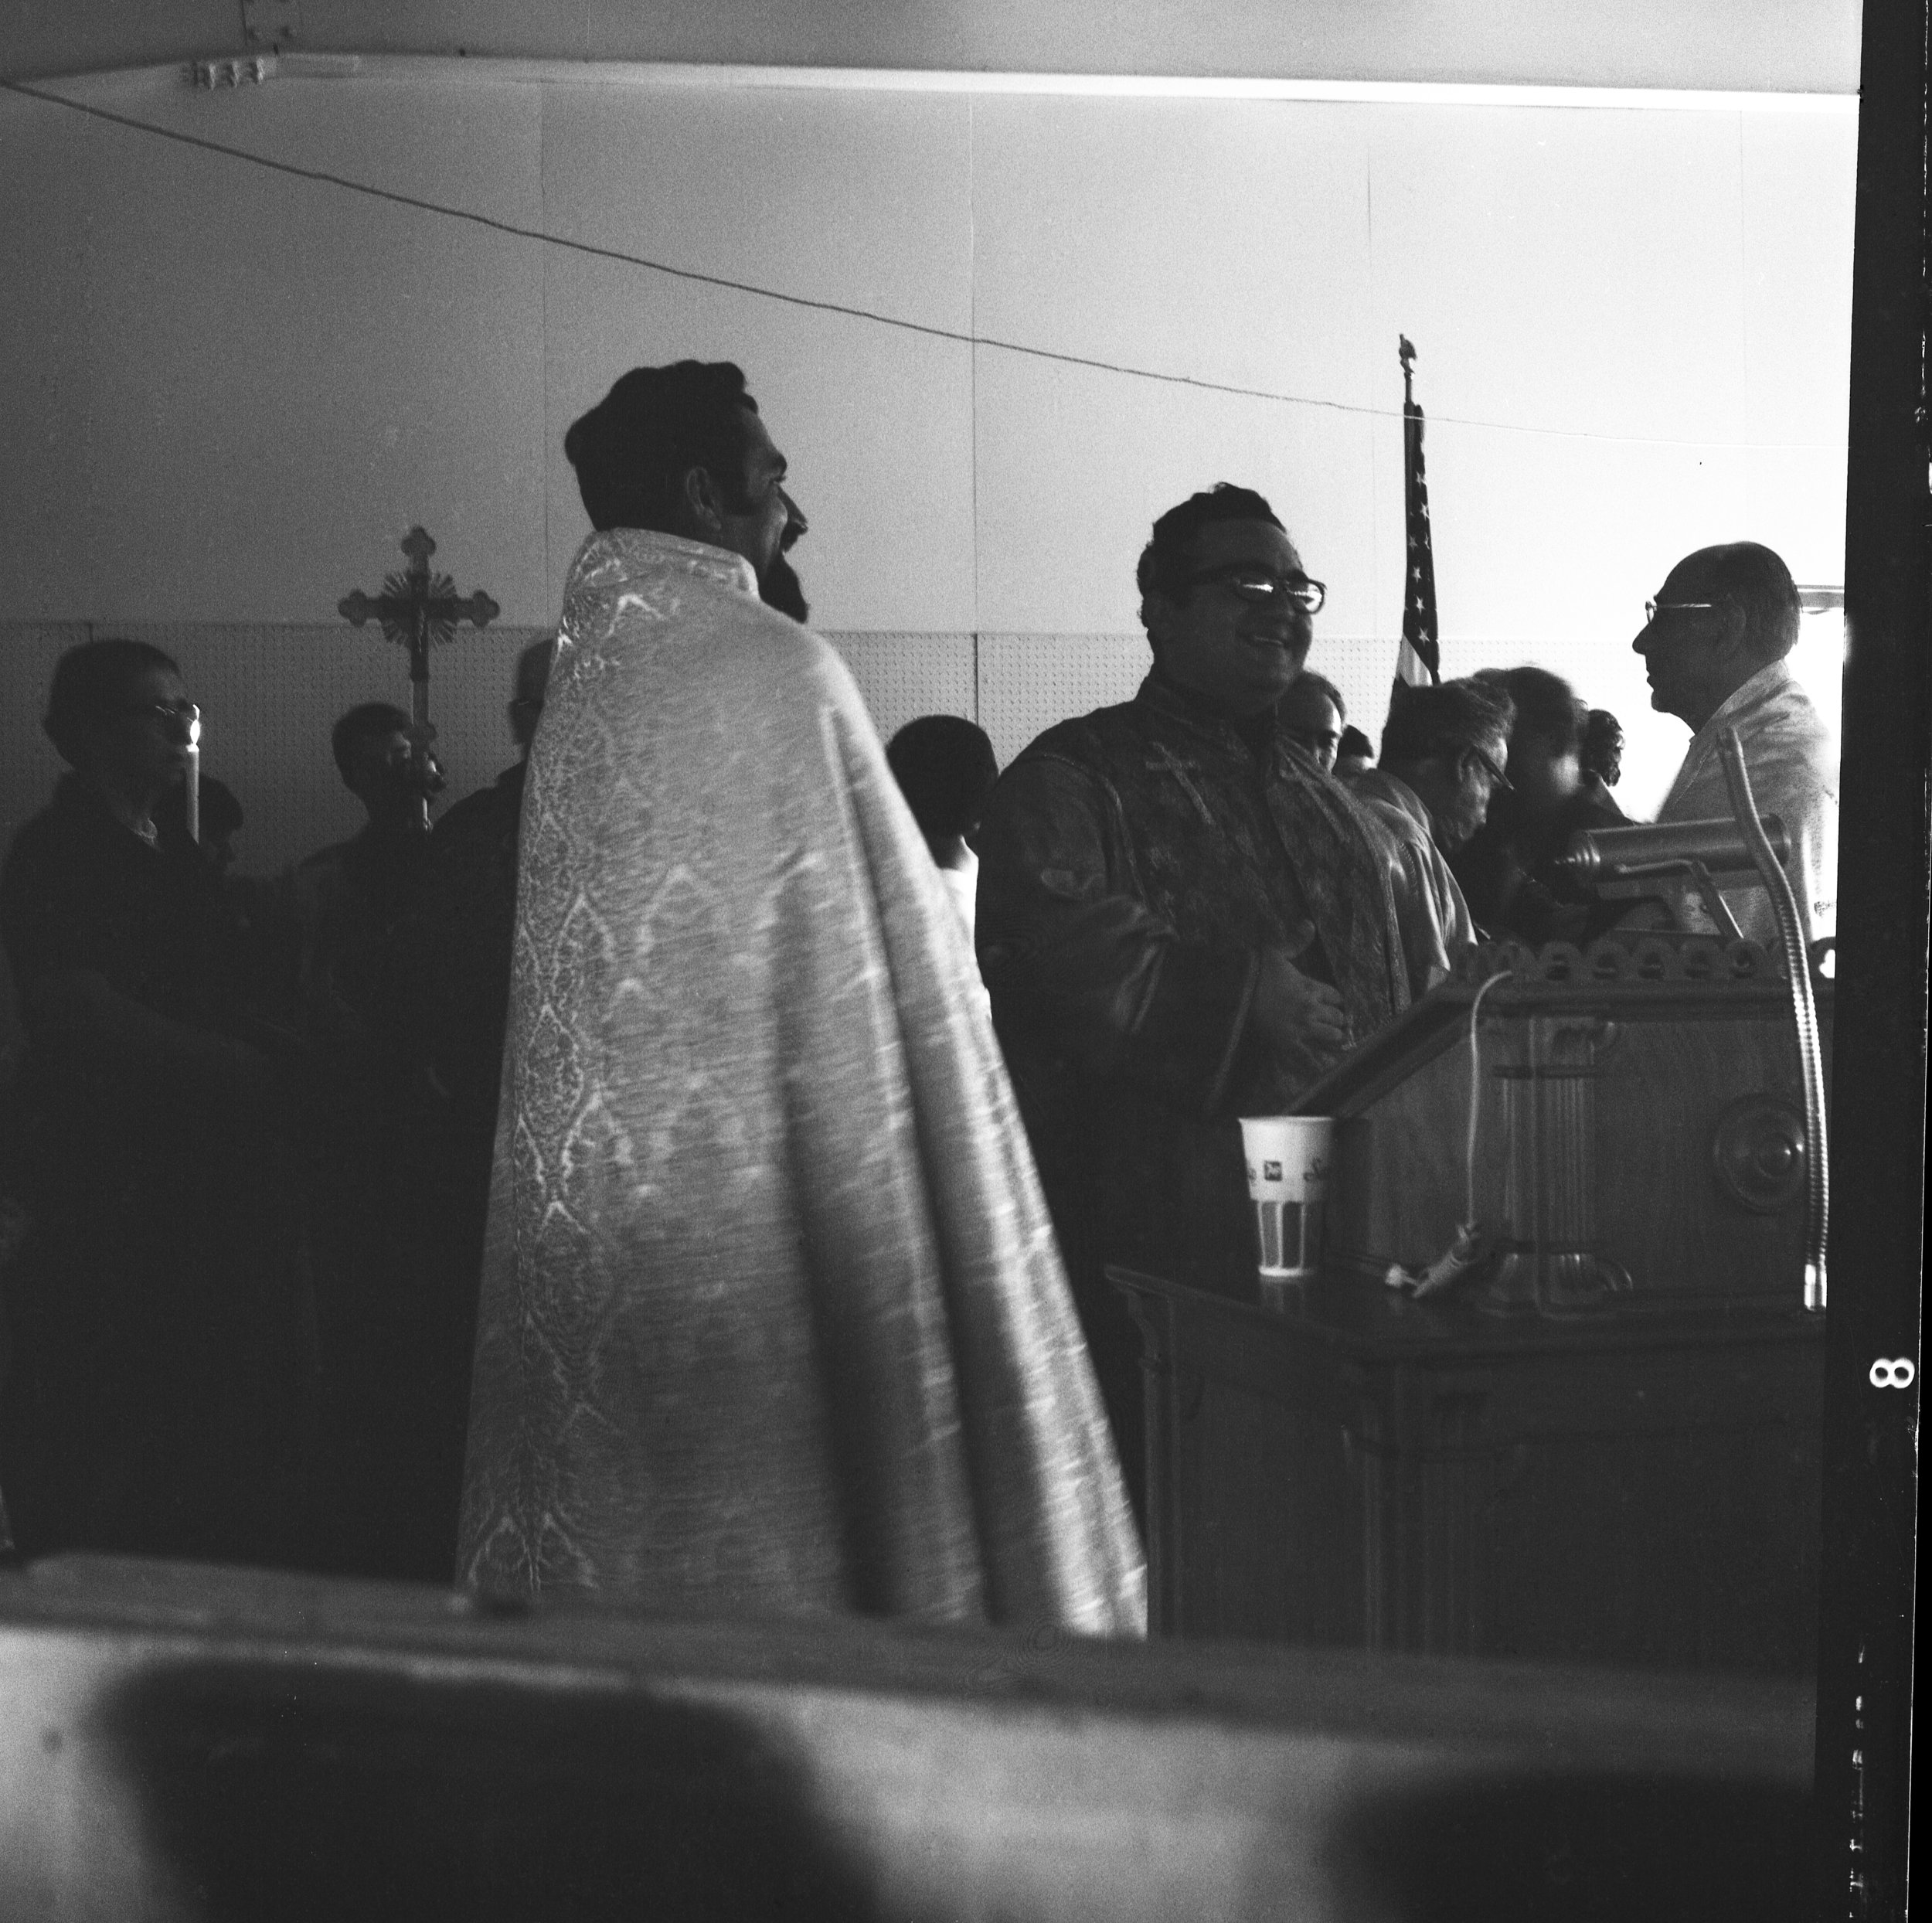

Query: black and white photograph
<box><xmin>0</xmin><ymin>0</ymin><xmax>1920</xmax><ymax>1915</ymax></box>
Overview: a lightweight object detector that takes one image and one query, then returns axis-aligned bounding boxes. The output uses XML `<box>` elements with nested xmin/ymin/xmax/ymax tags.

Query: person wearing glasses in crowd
<box><xmin>976</xmin><ymin>484</ymin><xmax>1417</xmax><ymax>1518</ymax></box>
<box><xmin>1632</xmin><ymin>542</ymin><xmax>1837</xmax><ymax>953</ymax></box>
<box><xmin>1447</xmin><ymin>667</ymin><xmax>1628</xmax><ymax>949</ymax></box>
<box><xmin>1342</xmin><ymin>676</ymin><xmax>1508</xmax><ymax>971</ymax></box>
<box><xmin>0</xmin><ymin>639</ymin><xmax>311</xmax><ymax>1565</ymax></box>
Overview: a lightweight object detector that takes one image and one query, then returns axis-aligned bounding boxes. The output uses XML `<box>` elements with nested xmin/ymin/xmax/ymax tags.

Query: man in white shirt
<box><xmin>1634</xmin><ymin>543</ymin><xmax>1838</xmax><ymax>951</ymax></box>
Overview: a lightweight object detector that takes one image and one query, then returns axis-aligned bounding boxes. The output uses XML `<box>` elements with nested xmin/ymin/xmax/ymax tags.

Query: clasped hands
<box><xmin>1250</xmin><ymin>946</ymin><xmax>1351</xmax><ymax>1083</ymax></box>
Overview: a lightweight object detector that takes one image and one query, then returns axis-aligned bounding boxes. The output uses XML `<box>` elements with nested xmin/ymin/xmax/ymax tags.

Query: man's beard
<box><xmin>760</xmin><ymin>551</ymin><xmax>809</xmax><ymax>623</ymax></box>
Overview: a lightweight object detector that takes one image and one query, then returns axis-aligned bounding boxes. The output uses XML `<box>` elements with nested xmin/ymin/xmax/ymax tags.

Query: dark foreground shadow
<box><xmin>1326</xmin><ymin>1769</ymin><xmax>1812</xmax><ymax>1923</ymax></box>
<box><xmin>98</xmin><ymin>1658</ymin><xmax>875</xmax><ymax>1923</ymax></box>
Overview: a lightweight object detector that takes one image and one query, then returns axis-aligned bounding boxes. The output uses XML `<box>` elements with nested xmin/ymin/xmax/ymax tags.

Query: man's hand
<box><xmin>1250</xmin><ymin>948</ymin><xmax>1350</xmax><ymax>1081</ymax></box>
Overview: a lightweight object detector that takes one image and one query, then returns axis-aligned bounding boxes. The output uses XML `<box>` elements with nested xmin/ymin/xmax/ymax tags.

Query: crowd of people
<box><xmin>0</xmin><ymin>356</ymin><xmax>1838</xmax><ymax>1625</ymax></box>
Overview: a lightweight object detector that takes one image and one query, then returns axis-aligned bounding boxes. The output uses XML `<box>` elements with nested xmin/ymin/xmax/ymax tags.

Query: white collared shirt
<box><xmin>1657</xmin><ymin>660</ymin><xmax>1838</xmax><ymax>948</ymax></box>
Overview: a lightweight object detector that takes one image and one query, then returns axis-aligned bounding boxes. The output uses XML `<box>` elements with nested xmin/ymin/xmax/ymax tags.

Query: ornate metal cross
<box><xmin>339</xmin><ymin>526</ymin><xmax>500</xmax><ymax>832</ymax></box>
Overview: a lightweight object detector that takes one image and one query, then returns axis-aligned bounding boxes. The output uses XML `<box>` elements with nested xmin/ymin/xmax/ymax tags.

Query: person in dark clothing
<box><xmin>284</xmin><ymin>702</ymin><xmax>439</xmax><ymax>1043</ymax></box>
<box><xmin>0</xmin><ymin>640</ymin><xmax>311</xmax><ymax>1564</ymax></box>
<box><xmin>280</xmin><ymin>699</ymin><xmax>451</xmax><ymax>1574</ymax></box>
<box><xmin>1450</xmin><ymin>667</ymin><xmax>1630</xmax><ymax>946</ymax></box>
<box><xmin>383</xmin><ymin>638</ymin><xmax>553</xmax><ymax>1136</ymax></box>
<box><xmin>338</xmin><ymin>638</ymin><xmax>553</xmax><ymax>1580</ymax></box>
<box><xmin>886</xmin><ymin>714</ymin><xmax>999</xmax><ymax>943</ymax></box>
<box><xmin>976</xmin><ymin>485</ymin><xmax>1413</xmax><ymax>1520</ymax></box>
<box><xmin>154</xmin><ymin>770</ymin><xmax>247</xmax><ymax>876</ymax></box>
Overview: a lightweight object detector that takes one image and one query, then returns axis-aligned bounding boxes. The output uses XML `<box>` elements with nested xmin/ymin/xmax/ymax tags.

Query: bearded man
<box><xmin>458</xmin><ymin>361</ymin><xmax>1141</xmax><ymax>1635</ymax></box>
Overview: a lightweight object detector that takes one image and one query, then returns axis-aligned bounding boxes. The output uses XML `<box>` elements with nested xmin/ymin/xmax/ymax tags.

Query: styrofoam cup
<box><xmin>1239</xmin><ymin>1115</ymin><xmax>1335</xmax><ymax>1281</ymax></box>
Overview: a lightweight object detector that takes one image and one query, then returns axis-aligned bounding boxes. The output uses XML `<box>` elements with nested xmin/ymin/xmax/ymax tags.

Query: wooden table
<box><xmin>1114</xmin><ymin>1265</ymin><xmax>1825</xmax><ymax>1674</ymax></box>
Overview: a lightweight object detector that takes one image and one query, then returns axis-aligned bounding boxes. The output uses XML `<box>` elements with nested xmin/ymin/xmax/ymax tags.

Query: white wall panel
<box><xmin>0</xmin><ymin>76</ymin><xmax>549</xmax><ymax>628</ymax></box>
<box><xmin>537</xmin><ymin>85</ymin><xmax>977</xmax><ymax>633</ymax></box>
<box><xmin>0</xmin><ymin>69</ymin><xmax>1854</xmax><ymax>859</ymax></box>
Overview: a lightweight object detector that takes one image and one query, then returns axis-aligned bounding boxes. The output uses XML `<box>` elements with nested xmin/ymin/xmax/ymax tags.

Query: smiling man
<box><xmin>1634</xmin><ymin>541</ymin><xmax>1837</xmax><ymax>951</ymax></box>
<box><xmin>976</xmin><ymin>484</ymin><xmax>1413</xmax><ymax>1514</ymax></box>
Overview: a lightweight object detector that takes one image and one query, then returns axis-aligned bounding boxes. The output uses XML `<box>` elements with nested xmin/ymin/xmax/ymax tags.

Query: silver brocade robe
<box><xmin>457</xmin><ymin>529</ymin><xmax>1145</xmax><ymax>1635</ymax></box>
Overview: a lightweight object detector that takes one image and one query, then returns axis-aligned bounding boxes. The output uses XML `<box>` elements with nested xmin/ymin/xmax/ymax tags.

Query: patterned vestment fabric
<box><xmin>457</xmin><ymin>529</ymin><xmax>1144</xmax><ymax>1636</ymax></box>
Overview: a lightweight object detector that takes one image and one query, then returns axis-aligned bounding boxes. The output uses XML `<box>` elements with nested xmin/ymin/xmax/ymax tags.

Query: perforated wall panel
<box><xmin>821</xmin><ymin>633</ymin><xmax>976</xmax><ymax>750</ymax></box>
<box><xmin>974</xmin><ymin>634</ymin><xmax>1150</xmax><ymax>768</ymax></box>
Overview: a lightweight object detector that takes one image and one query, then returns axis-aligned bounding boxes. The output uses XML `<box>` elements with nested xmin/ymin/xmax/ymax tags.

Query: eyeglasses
<box><xmin>1643</xmin><ymin>600</ymin><xmax>1720</xmax><ymax>626</ymax></box>
<box><xmin>117</xmin><ymin>699</ymin><xmax>200</xmax><ymax>730</ymax></box>
<box><xmin>1184</xmin><ymin>566</ymin><xmax>1326</xmax><ymax>614</ymax></box>
<box><xmin>1466</xmin><ymin>744</ymin><xmax>1512</xmax><ymax>791</ymax></box>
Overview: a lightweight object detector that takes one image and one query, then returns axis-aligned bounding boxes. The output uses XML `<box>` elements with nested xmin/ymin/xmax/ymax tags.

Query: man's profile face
<box><xmin>1145</xmin><ymin>519</ymin><xmax>1315</xmax><ymax>720</ymax></box>
<box><xmin>1277</xmin><ymin>684</ymin><xmax>1343</xmax><ymax>771</ymax></box>
<box><xmin>1633</xmin><ymin>557</ymin><xmax>1737</xmax><ymax>728</ymax></box>
<box><xmin>716</xmin><ymin>409</ymin><xmax>806</xmax><ymax>596</ymax></box>
<box><xmin>95</xmin><ymin>665</ymin><xmax>196</xmax><ymax>795</ymax></box>
<box><xmin>345</xmin><ymin>727</ymin><xmax>430</xmax><ymax>822</ymax></box>
<box><xmin>1434</xmin><ymin>735</ymin><xmax>1510</xmax><ymax>851</ymax></box>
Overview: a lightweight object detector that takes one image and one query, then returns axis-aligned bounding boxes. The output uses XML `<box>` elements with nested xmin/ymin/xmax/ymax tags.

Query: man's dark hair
<box><xmin>332</xmin><ymin>702</ymin><xmax>413</xmax><ymax>778</ymax></box>
<box><xmin>1685</xmin><ymin>542</ymin><xmax>1803</xmax><ymax>665</ymax></box>
<box><xmin>1337</xmin><ymin>724</ymin><xmax>1375</xmax><ymax>765</ymax></box>
<box><xmin>564</xmin><ymin>362</ymin><xmax>761</xmax><ymax>534</ymax></box>
<box><xmin>1380</xmin><ymin>678</ymin><xmax>1515</xmax><ymax>767</ymax></box>
<box><xmin>1136</xmin><ymin>484</ymin><xmax>1285</xmax><ymax>608</ymax></box>
<box><xmin>1285</xmin><ymin>671</ymin><xmax>1346</xmax><ymax>725</ymax></box>
<box><xmin>43</xmin><ymin>638</ymin><xmax>179</xmax><ymax>767</ymax></box>
<box><xmin>1581</xmin><ymin>708</ymin><xmax>1624</xmax><ymax>776</ymax></box>
<box><xmin>886</xmin><ymin>716</ymin><xmax>1000</xmax><ymax>842</ymax></box>
<box><xmin>1486</xmin><ymin>665</ymin><xmax>1583</xmax><ymax>755</ymax></box>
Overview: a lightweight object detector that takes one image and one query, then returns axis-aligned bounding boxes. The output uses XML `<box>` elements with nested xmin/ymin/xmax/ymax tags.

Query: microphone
<box><xmin>1559</xmin><ymin>815</ymin><xmax>1790</xmax><ymax>884</ymax></box>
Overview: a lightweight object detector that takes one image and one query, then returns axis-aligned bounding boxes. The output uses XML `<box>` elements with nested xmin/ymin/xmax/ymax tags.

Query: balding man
<box><xmin>1633</xmin><ymin>543</ymin><xmax>1837</xmax><ymax>950</ymax></box>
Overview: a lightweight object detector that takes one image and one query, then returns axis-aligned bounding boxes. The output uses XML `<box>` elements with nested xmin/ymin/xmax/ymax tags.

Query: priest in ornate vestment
<box><xmin>457</xmin><ymin>362</ymin><xmax>1144</xmax><ymax>1635</ymax></box>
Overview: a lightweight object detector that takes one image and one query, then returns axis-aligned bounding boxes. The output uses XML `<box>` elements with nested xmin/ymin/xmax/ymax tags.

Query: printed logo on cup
<box><xmin>1239</xmin><ymin>1115</ymin><xmax>1337</xmax><ymax>1283</ymax></box>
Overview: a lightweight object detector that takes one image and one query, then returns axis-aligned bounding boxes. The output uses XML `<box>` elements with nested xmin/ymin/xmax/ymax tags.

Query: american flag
<box><xmin>1396</xmin><ymin>335</ymin><xmax>1440</xmax><ymax>688</ymax></box>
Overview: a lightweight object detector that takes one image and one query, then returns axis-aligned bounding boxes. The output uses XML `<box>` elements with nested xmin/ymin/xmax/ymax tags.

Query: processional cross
<box><xmin>338</xmin><ymin>526</ymin><xmax>500</xmax><ymax>832</ymax></box>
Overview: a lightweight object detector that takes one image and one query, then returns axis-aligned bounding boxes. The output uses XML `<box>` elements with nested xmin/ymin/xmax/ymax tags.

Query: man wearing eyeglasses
<box><xmin>1</xmin><ymin>639</ymin><xmax>308</xmax><ymax>1564</ymax></box>
<box><xmin>1633</xmin><ymin>543</ymin><xmax>1837</xmax><ymax>951</ymax></box>
<box><xmin>977</xmin><ymin>483</ymin><xmax>1416</xmax><ymax>1516</ymax></box>
<box><xmin>1344</xmin><ymin>676</ymin><xmax>1511</xmax><ymax>965</ymax></box>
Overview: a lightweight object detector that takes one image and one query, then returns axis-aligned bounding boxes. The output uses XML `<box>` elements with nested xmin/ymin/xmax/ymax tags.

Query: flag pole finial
<box><xmin>1398</xmin><ymin>336</ymin><xmax>1417</xmax><ymax>403</ymax></box>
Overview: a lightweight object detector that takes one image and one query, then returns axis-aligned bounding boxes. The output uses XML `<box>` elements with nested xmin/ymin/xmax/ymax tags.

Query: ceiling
<box><xmin>2</xmin><ymin>0</ymin><xmax>1865</xmax><ymax>94</ymax></box>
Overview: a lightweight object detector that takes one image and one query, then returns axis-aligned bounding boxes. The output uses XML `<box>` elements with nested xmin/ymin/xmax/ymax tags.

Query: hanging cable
<box><xmin>0</xmin><ymin>74</ymin><xmax>1849</xmax><ymax>452</ymax></box>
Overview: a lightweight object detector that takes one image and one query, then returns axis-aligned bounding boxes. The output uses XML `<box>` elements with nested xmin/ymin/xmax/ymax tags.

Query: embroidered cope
<box><xmin>458</xmin><ymin>529</ymin><xmax>1143</xmax><ymax>1635</ymax></box>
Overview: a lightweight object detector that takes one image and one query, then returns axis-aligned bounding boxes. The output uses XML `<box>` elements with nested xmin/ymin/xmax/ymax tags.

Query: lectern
<box><xmin>1117</xmin><ymin>933</ymin><xmax>1828</xmax><ymax>1673</ymax></box>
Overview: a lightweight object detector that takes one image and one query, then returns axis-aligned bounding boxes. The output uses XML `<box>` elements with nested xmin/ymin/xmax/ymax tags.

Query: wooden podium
<box><xmin>1115</xmin><ymin>935</ymin><xmax>1829</xmax><ymax>1674</ymax></box>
